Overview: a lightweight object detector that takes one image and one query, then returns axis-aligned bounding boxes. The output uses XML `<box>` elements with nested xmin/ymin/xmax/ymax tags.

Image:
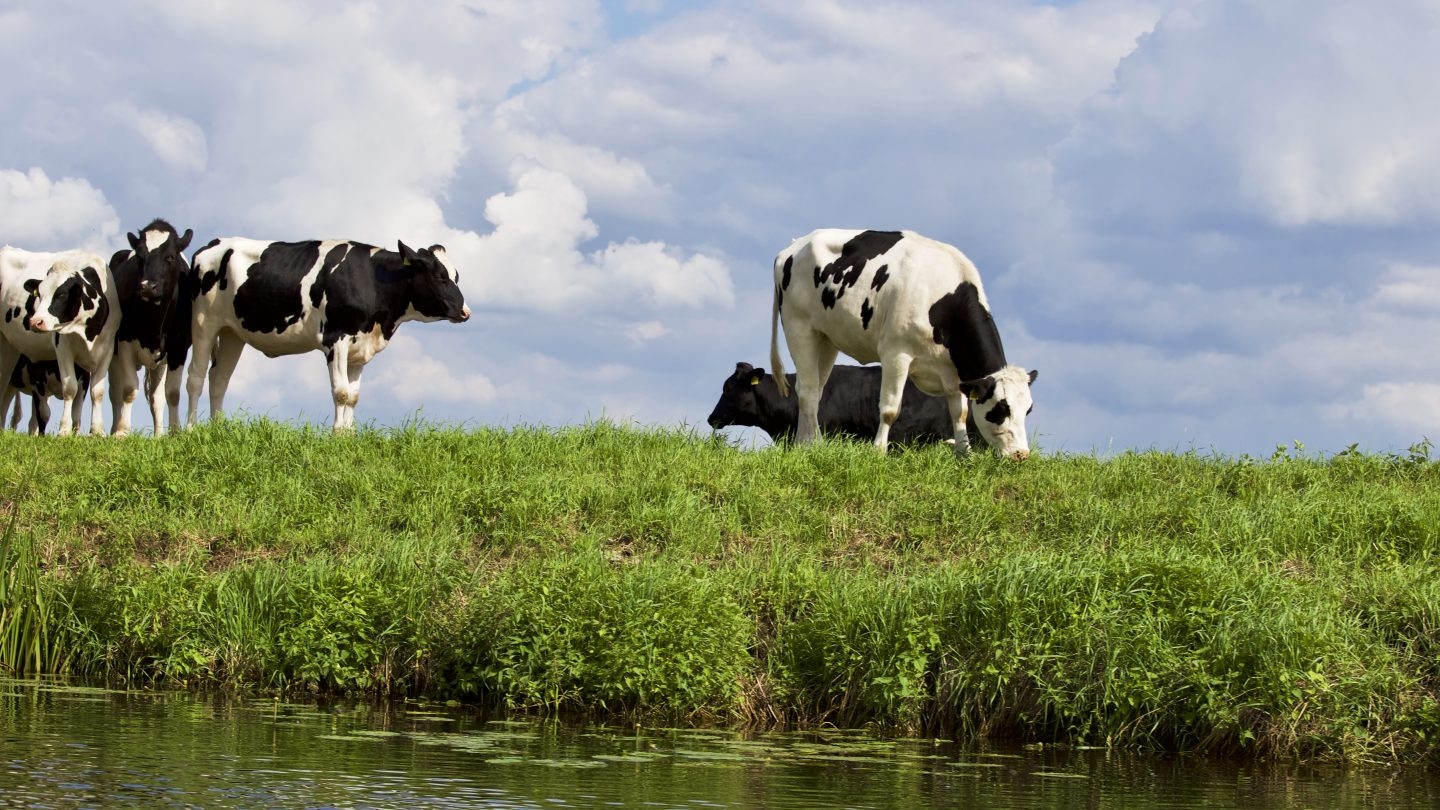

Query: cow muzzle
<box><xmin>1007</xmin><ymin>449</ymin><xmax>1030</xmax><ymax>461</ymax></box>
<box><xmin>454</xmin><ymin>305</ymin><xmax>471</xmax><ymax>323</ymax></box>
<box><xmin>27</xmin><ymin>315</ymin><xmax>53</xmax><ymax>333</ymax></box>
<box><xmin>138</xmin><ymin>281</ymin><xmax>161</xmax><ymax>302</ymax></box>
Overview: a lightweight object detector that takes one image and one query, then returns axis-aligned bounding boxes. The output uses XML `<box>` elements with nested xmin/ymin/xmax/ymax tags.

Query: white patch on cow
<box><xmin>143</xmin><ymin>228</ymin><xmax>170</xmax><ymax>253</ymax></box>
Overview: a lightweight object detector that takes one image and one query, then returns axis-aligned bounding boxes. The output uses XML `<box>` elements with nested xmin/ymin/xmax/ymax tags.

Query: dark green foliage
<box><xmin>0</xmin><ymin>421</ymin><xmax>1438</xmax><ymax>762</ymax></box>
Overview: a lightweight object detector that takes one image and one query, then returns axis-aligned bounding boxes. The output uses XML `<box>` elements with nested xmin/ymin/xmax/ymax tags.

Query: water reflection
<box><xmin>0</xmin><ymin>678</ymin><xmax>1433</xmax><ymax>809</ymax></box>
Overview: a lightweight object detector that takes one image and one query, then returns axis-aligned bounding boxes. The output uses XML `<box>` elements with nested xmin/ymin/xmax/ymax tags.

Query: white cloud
<box><xmin>110</xmin><ymin>105</ymin><xmax>208</xmax><ymax>173</ymax></box>
<box><xmin>369</xmin><ymin>334</ymin><xmax>498</xmax><ymax>406</ymax></box>
<box><xmin>623</xmin><ymin>320</ymin><xmax>670</xmax><ymax>344</ymax></box>
<box><xmin>455</xmin><ymin>164</ymin><xmax>733</xmax><ymax>313</ymax></box>
<box><xmin>1336</xmin><ymin>382</ymin><xmax>1440</xmax><ymax>438</ymax></box>
<box><xmin>1055</xmin><ymin>0</ymin><xmax>1440</xmax><ymax>231</ymax></box>
<box><xmin>0</xmin><ymin>167</ymin><xmax>119</xmax><ymax>250</ymax></box>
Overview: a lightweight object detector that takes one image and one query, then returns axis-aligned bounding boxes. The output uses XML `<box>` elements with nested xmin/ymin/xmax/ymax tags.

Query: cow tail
<box><xmin>770</xmin><ymin>261</ymin><xmax>788</xmax><ymax>398</ymax></box>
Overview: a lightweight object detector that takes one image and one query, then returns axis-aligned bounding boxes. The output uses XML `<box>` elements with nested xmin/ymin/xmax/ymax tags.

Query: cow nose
<box><xmin>27</xmin><ymin>316</ymin><xmax>44</xmax><ymax>331</ymax></box>
<box><xmin>138</xmin><ymin>281</ymin><xmax>158</xmax><ymax>301</ymax></box>
<box><xmin>457</xmin><ymin>305</ymin><xmax>471</xmax><ymax>322</ymax></box>
<box><xmin>1009</xmin><ymin>449</ymin><xmax>1030</xmax><ymax>461</ymax></box>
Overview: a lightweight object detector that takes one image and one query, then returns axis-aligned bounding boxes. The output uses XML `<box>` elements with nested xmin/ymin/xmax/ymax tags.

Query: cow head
<box><xmin>127</xmin><ymin>219</ymin><xmax>192</xmax><ymax>303</ymax></box>
<box><xmin>708</xmin><ymin>362</ymin><xmax>769</xmax><ymax>430</ymax></box>
<box><xmin>398</xmin><ymin>241</ymin><xmax>471</xmax><ymax>324</ymax></box>
<box><xmin>958</xmin><ymin>366</ymin><xmax>1037</xmax><ymax>460</ymax></box>
<box><xmin>24</xmin><ymin>256</ymin><xmax>111</xmax><ymax>340</ymax></box>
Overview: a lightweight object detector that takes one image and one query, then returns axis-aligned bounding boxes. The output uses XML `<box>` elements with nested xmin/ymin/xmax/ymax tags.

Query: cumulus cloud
<box><xmin>1055</xmin><ymin>0</ymin><xmax>1440</xmax><ymax>231</ymax></box>
<box><xmin>454</xmin><ymin>165</ymin><xmax>733</xmax><ymax>313</ymax></box>
<box><xmin>0</xmin><ymin>167</ymin><xmax>119</xmax><ymax>249</ymax></box>
<box><xmin>368</xmin><ymin>334</ymin><xmax>498</xmax><ymax>405</ymax></box>
<box><xmin>110</xmin><ymin>105</ymin><xmax>208</xmax><ymax>174</ymax></box>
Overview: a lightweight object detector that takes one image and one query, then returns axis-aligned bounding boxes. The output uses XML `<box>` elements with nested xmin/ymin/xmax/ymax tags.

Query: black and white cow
<box><xmin>7</xmin><ymin>357</ymin><xmax>90</xmax><ymax>435</ymax></box>
<box><xmin>708</xmin><ymin>361</ymin><xmax>983</xmax><ymax>447</ymax></box>
<box><xmin>186</xmin><ymin>238</ymin><xmax>471</xmax><ymax>431</ymax></box>
<box><xmin>108</xmin><ymin>218</ymin><xmax>194</xmax><ymax>436</ymax></box>
<box><xmin>0</xmin><ymin>246</ymin><xmax>119</xmax><ymax>436</ymax></box>
<box><xmin>770</xmin><ymin>229</ymin><xmax>1037</xmax><ymax>459</ymax></box>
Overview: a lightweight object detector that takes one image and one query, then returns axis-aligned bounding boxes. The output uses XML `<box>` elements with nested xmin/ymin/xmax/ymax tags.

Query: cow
<box><xmin>708</xmin><ymin>361</ymin><xmax>985</xmax><ymax>448</ymax></box>
<box><xmin>108</xmin><ymin>218</ymin><xmax>194</xmax><ymax>436</ymax></box>
<box><xmin>770</xmin><ymin>229</ymin><xmax>1036</xmax><ymax>459</ymax></box>
<box><xmin>0</xmin><ymin>246</ymin><xmax>119</xmax><ymax>436</ymax></box>
<box><xmin>185</xmin><ymin>238</ymin><xmax>471</xmax><ymax>431</ymax></box>
<box><xmin>7</xmin><ymin>357</ymin><xmax>90</xmax><ymax>435</ymax></box>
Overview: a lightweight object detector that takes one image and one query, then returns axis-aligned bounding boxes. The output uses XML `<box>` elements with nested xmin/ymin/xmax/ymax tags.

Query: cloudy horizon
<box><xmin>3</xmin><ymin>0</ymin><xmax>1437</xmax><ymax>457</ymax></box>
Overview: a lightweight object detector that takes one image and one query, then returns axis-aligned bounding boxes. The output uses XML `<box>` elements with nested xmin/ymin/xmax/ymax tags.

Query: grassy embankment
<box><xmin>1</xmin><ymin>421</ymin><xmax>1438</xmax><ymax>762</ymax></box>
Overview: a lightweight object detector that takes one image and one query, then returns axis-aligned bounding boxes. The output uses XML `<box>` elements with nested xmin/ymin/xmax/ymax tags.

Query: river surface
<box><xmin>0</xmin><ymin>677</ymin><xmax>1435</xmax><ymax>808</ymax></box>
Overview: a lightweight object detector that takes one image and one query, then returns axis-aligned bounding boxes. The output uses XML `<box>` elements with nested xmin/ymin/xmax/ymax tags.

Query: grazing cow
<box><xmin>108</xmin><ymin>218</ymin><xmax>194</xmax><ymax>436</ymax></box>
<box><xmin>7</xmin><ymin>357</ymin><xmax>90</xmax><ymax>435</ymax></box>
<box><xmin>186</xmin><ymin>238</ymin><xmax>471</xmax><ymax>431</ymax></box>
<box><xmin>708</xmin><ymin>361</ymin><xmax>984</xmax><ymax>447</ymax></box>
<box><xmin>770</xmin><ymin>229</ymin><xmax>1037</xmax><ymax>459</ymax></box>
<box><xmin>0</xmin><ymin>246</ymin><xmax>119</xmax><ymax>435</ymax></box>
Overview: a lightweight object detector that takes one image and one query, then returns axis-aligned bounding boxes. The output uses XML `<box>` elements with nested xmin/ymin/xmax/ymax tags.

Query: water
<box><xmin>0</xmin><ymin>678</ymin><xmax>1434</xmax><ymax>809</ymax></box>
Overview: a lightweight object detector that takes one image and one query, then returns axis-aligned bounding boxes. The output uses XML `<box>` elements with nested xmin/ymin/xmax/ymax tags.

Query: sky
<box><xmin>2</xmin><ymin>0</ymin><xmax>1438</xmax><ymax>456</ymax></box>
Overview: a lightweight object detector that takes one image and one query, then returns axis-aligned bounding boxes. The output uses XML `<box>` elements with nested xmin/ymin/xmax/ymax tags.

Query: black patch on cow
<box><xmin>233</xmin><ymin>241</ymin><xmax>323</xmax><ymax>335</ymax></box>
<box><xmin>44</xmin><ymin>275</ymin><xmax>87</xmax><ymax>327</ymax></box>
<box><xmin>959</xmin><ymin>375</ymin><xmax>997</xmax><ymax>404</ymax></box>
<box><xmin>861</xmin><ymin>298</ymin><xmax>875</xmax><ymax>330</ymax></box>
<box><xmin>813</xmin><ymin>231</ymin><xmax>904</xmax><ymax>307</ymax></box>
<box><xmin>928</xmin><ymin>281</ymin><xmax>1007</xmax><ymax>382</ymax></box>
<box><xmin>781</xmin><ymin>255</ymin><xmax>793</xmax><ymax>290</ymax></box>
<box><xmin>871</xmin><ymin>264</ymin><xmax>890</xmax><ymax>291</ymax></box>
<box><xmin>984</xmin><ymin>398</ymin><xmax>1011</xmax><ymax>425</ymax></box>
<box><xmin>80</xmin><ymin>265</ymin><xmax>109</xmax><ymax>341</ymax></box>
<box><xmin>193</xmin><ymin>239</ymin><xmax>232</xmax><ymax>295</ymax></box>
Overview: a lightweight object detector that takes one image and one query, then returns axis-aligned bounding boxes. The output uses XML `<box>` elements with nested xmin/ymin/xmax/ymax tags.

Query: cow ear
<box><xmin>397</xmin><ymin>240</ymin><xmax>417</xmax><ymax>266</ymax></box>
<box><xmin>177</xmin><ymin>229</ymin><xmax>194</xmax><ymax>252</ymax></box>
<box><xmin>959</xmin><ymin>376</ymin><xmax>997</xmax><ymax>402</ymax></box>
<box><xmin>127</xmin><ymin>231</ymin><xmax>141</xmax><ymax>251</ymax></box>
<box><xmin>749</xmin><ymin>367</ymin><xmax>766</xmax><ymax>386</ymax></box>
<box><xmin>23</xmin><ymin>278</ymin><xmax>39</xmax><ymax>293</ymax></box>
<box><xmin>1027</xmin><ymin>369</ymin><xmax>1038</xmax><ymax>385</ymax></box>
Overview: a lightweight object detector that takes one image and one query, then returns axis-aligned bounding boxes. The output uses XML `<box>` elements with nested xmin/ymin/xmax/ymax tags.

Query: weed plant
<box><xmin>0</xmin><ymin>421</ymin><xmax>1438</xmax><ymax>762</ymax></box>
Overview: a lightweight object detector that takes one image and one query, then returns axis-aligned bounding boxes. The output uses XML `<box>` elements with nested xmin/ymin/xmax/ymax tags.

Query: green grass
<box><xmin>1</xmin><ymin>420</ymin><xmax>1438</xmax><ymax>763</ymax></box>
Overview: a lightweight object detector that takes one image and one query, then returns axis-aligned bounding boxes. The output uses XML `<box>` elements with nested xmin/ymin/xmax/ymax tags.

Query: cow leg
<box><xmin>31</xmin><ymin>393</ymin><xmax>49</xmax><ymax>435</ymax></box>
<box><xmin>342</xmin><ymin>360</ymin><xmax>367</xmax><ymax>431</ymax></box>
<box><xmin>166</xmin><ymin>358</ymin><xmax>184</xmax><ymax>434</ymax></box>
<box><xmin>787</xmin><ymin>329</ymin><xmax>838</xmax><ymax>445</ymax></box>
<box><xmin>87</xmin><ymin>348</ymin><xmax>112</xmax><ymax>437</ymax></box>
<box><xmin>206</xmin><ymin>331</ymin><xmax>246</xmax><ymax>423</ymax></box>
<box><xmin>6</xmin><ymin>394</ymin><xmax>19</xmax><ymax>431</ymax></box>
<box><xmin>54</xmin><ymin>349</ymin><xmax>78</xmax><ymax>437</ymax></box>
<box><xmin>945</xmin><ymin>391</ymin><xmax>973</xmax><ymax>457</ymax></box>
<box><xmin>144</xmin><ymin>365</ymin><xmax>166</xmax><ymax>436</ymax></box>
<box><xmin>186</xmin><ymin>328</ymin><xmax>219</xmax><ymax>428</ymax></box>
<box><xmin>326</xmin><ymin>340</ymin><xmax>358</xmax><ymax>432</ymax></box>
<box><xmin>109</xmin><ymin>348</ymin><xmax>140</xmax><ymax>437</ymax></box>
<box><xmin>0</xmin><ymin>345</ymin><xmax>22</xmax><ymax>426</ymax></box>
<box><xmin>874</xmin><ymin>353</ymin><xmax>914</xmax><ymax>454</ymax></box>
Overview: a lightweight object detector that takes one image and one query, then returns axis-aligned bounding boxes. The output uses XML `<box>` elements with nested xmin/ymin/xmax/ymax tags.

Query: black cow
<box><xmin>708</xmin><ymin>362</ymin><xmax>983</xmax><ymax>447</ymax></box>
<box><xmin>108</xmin><ymin>218</ymin><xmax>194</xmax><ymax>436</ymax></box>
<box><xmin>186</xmin><ymin>237</ymin><xmax>471</xmax><ymax>431</ymax></box>
<box><xmin>7</xmin><ymin>357</ymin><xmax>90</xmax><ymax>435</ymax></box>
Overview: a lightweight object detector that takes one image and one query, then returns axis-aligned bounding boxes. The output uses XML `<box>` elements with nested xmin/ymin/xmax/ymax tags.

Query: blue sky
<box><xmin>2</xmin><ymin>0</ymin><xmax>1438</xmax><ymax>456</ymax></box>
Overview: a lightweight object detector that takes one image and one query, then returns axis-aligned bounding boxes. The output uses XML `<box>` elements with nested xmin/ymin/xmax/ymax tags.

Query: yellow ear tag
<box><xmin>750</xmin><ymin>378</ymin><xmax>760</xmax><ymax>386</ymax></box>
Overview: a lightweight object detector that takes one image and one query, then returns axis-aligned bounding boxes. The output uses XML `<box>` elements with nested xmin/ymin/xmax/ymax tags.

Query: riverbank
<box><xmin>2</xmin><ymin>422</ymin><xmax>1437</xmax><ymax>763</ymax></box>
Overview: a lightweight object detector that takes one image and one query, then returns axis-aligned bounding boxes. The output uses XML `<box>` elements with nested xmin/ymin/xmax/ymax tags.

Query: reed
<box><xmin>0</xmin><ymin>421</ymin><xmax>1437</xmax><ymax>762</ymax></box>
